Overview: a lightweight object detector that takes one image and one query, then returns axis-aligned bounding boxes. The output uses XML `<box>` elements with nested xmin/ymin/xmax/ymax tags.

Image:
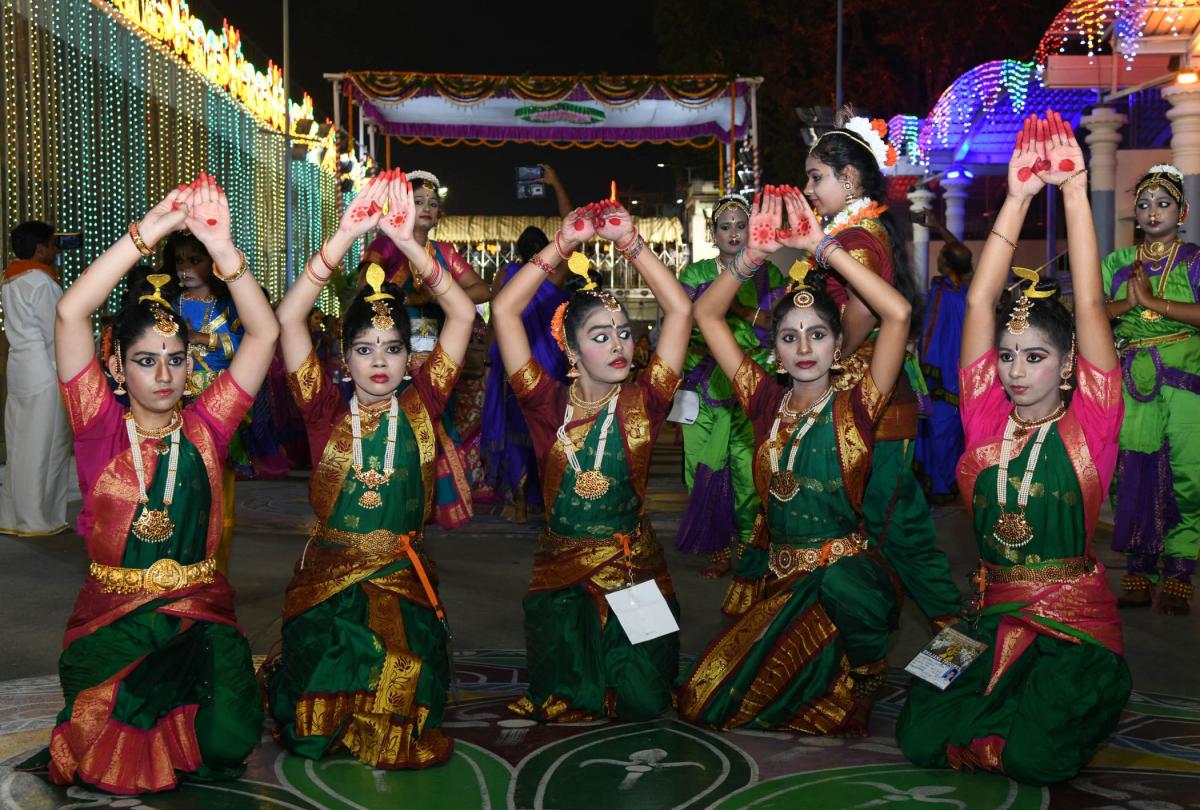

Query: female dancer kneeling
<box><xmin>29</xmin><ymin>178</ymin><xmax>277</xmax><ymax>793</ymax></box>
<box><xmin>267</xmin><ymin>171</ymin><xmax>476</xmax><ymax>768</ymax></box>
<box><xmin>491</xmin><ymin>202</ymin><xmax>691</xmax><ymax>721</ymax></box>
<box><xmin>676</xmin><ymin>186</ymin><xmax>912</xmax><ymax>736</ymax></box>
<box><xmin>896</xmin><ymin>112</ymin><xmax>1130</xmax><ymax>784</ymax></box>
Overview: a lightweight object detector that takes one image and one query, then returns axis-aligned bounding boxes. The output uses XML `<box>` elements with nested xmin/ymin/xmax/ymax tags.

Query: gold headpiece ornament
<box><xmin>1135</xmin><ymin>164</ymin><xmax>1185</xmax><ymax>205</ymax></box>
<box><xmin>363</xmin><ymin>264</ymin><xmax>395</xmax><ymax>331</ymax></box>
<box><xmin>711</xmin><ymin>193</ymin><xmax>751</xmax><ymax>224</ymax></box>
<box><xmin>407</xmin><ymin>170</ymin><xmax>441</xmax><ymax>194</ymax></box>
<box><xmin>1006</xmin><ymin>265</ymin><xmax>1055</xmax><ymax>335</ymax></box>
<box><xmin>138</xmin><ymin>273</ymin><xmax>178</xmax><ymax>338</ymax></box>
<box><xmin>788</xmin><ymin>259</ymin><xmax>816</xmax><ymax>308</ymax></box>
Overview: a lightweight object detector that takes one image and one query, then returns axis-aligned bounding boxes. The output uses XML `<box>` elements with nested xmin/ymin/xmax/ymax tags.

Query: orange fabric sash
<box><xmin>2</xmin><ymin>258</ymin><xmax>59</xmax><ymax>285</ymax></box>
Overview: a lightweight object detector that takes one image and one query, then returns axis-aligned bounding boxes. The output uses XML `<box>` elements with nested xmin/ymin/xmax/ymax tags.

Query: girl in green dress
<box><xmin>677</xmin><ymin>184</ymin><xmax>933</xmax><ymax>736</ymax></box>
<box><xmin>490</xmin><ymin>200</ymin><xmax>692</xmax><ymax>722</ymax></box>
<box><xmin>31</xmin><ymin>176</ymin><xmax>279</xmax><ymax>793</ymax></box>
<box><xmin>897</xmin><ymin>111</ymin><xmax>1130</xmax><ymax>785</ymax></box>
<box><xmin>267</xmin><ymin>170</ymin><xmax>477</xmax><ymax>768</ymax></box>
<box><xmin>1102</xmin><ymin>164</ymin><xmax>1200</xmax><ymax>614</ymax></box>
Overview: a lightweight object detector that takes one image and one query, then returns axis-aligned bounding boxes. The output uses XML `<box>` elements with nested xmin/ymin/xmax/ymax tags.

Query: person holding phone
<box><xmin>0</xmin><ymin>221</ymin><xmax>73</xmax><ymax>536</ymax></box>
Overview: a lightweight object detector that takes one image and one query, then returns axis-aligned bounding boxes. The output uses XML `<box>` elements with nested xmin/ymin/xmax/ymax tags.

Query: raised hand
<box><xmin>185</xmin><ymin>172</ymin><xmax>233</xmax><ymax>249</ymax></box>
<box><xmin>593</xmin><ymin>201</ymin><xmax>634</xmax><ymax>243</ymax></box>
<box><xmin>747</xmin><ymin>185</ymin><xmax>784</xmax><ymax>260</ymax></box>
<box><xmin>1007</xmin><ymin>114</ymin><xmax>1046</xmax><ymax>201</ymax></box>
<box><xmin>561</xmin><ymin>206</ymin><xmax>596</xmax><ymax>249</ymax></box>
<box><xmin>338</xmin><ymin>174</ymin><xmax>388</xmax><ymax>238</ymax></box>
<box><xmin>778</xmin><ymin>186</ymin><xmax>823</xmax><ymax>252</ymax></box>
<box><xmin>1037</xmin><ymin>109</ymin><xmax>1087</xmax><ymax>189</ymax></box>
<box><xmin>139</xmin><ymin>184</ymin><xmax>193</xmax><ymax>246</ymax></box>
<box><xmin>377</xmin><ymin>169</ymin><xmax>416</xmax><ymax>245</ymax></box>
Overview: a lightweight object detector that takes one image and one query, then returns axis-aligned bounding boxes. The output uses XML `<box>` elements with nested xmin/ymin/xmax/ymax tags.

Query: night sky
<box><xmin>187</xmin><ymin>0</ymin><xmax>689</xmax><ymax>215</ymax></box>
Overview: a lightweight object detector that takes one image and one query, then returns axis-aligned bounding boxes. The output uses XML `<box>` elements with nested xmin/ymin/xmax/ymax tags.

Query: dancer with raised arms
<box><xmin>491</xmin><ymin>200</ymin><xmax>690</xmax><ymax>722</ymax></box>
<box><xmin>28</xmin><ymin>176</ymin><xmax>278</xmax><ymax>793</ymax></box>
<box><xmin>897</xmin><ymin>112</ymin><xmax>1130</xmax><ymax>785</ymax></box>
<box><xmin>266</xmin><ymin>171</ymin><xmax>476</xmax><ymax>768</ymax></box>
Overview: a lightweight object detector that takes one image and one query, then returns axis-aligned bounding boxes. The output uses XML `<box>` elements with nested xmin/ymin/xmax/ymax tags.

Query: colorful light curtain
<box><xmin>1</xmin><ymin>0</ymin><xmax>341</xmax><ymax>320</ymax></box>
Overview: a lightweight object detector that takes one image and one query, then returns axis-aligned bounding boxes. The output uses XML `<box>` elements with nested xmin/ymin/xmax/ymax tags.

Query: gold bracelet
<box><xmin>214</xmin><ymin>249</ymin><xmax>249</xmax><ymax>283</ymax></box>
<box><xmin>989</xmin><ymin>229</ymin><xmax>1018</xmax><ymax>250</ymax></box>
<box><xmin>1058</xmin><ymin>168</ymin><xmax>1087</xmax><ymax>189</ymax></box>
<box><xmin>1165</xmin><ymin>300</ymin><xmax>1173</xmax><ymax>318</ymax></box>
<box><xmin>207</xmin><ymin>332</ymin><xmax>218</xmax><ymax>351</ymax></box>
<box><xmin>128</xmin><ymin>222</ymin><xmax>154</xmax><ymax>256</ymax></box>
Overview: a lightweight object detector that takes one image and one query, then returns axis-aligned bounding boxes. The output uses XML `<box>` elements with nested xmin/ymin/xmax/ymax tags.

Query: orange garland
<box><xmin>550</xmin><ymin>302</ymin><xmax>568</xmax><ymax>351</ymax></box>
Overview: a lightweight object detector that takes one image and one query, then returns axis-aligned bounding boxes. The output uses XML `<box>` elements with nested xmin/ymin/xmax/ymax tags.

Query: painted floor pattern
<box><xmin>1</xmin><ymin>650</ymin><xmax>1199</xmax><ymax>810</ymax></box>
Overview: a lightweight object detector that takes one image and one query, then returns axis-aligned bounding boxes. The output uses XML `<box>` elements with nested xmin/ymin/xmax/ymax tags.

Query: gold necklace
<box><xmin>1138</xmin><ymin>239</ymin><xmax>1178</xmax><ymax>261</ymax></box>
<box><xmin>768</xmin><ymin>387</ymin><xmax>834</xmax><ymax>502</ymax></box>
<box><xmin>568</xmin><ymin>382</ymin><xmax>619</xmax><ymax>412</ymax></box>
<box><xmin>127</xmin><ymin>411</ymin><xmax>183</xmax><ymax>454</ymax></box>
<box><xmin>1011</xmin><ymin>402</ymin><xmax>1065</xmax><ymax>439</ymax></box>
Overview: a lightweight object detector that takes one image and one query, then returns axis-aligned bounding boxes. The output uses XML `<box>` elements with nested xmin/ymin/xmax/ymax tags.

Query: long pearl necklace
<box><xmin>558</xmin><ymin>387</ymin><xmax>620</xmax><ymax>500</ymax></box>
<box><xmin>767</xmin><ymin>386</ymin><xmax>834</xmax><ymax>502</ymax></box>
<box><xmin>992</xmin><ymin>404</ymin><xmax>1065</xmax><ymax>548</ymax></box>
<box><xmin>125</xmin><ymin>412</ymin><xmax>183</xmax><ymax>543</ymax></box>
<box><xmin>350</xmin><ymin>395</ymin><xmax>398</xmax><ymax>510</ymax></box>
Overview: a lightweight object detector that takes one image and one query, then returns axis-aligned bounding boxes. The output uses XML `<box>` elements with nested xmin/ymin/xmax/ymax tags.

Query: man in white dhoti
<box><xmin>0</xmin><ymin>221</ymin><xmax>71</xmax><ymax>535</ymax></box>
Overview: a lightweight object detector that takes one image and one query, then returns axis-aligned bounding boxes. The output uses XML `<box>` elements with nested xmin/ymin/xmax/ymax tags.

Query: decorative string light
<box><xmin>0</xmin><ymin>0</ymin><xmax>340</xmax><ymax>327</ymax></box>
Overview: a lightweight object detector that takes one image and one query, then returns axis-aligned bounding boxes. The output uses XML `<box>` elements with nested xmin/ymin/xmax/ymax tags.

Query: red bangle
<box><xmin>554</xmin><ymin>231</ymin><xmax>571</xmax><ymax>261</ymax></box>
<box><xmin>318</xmin><ymin>244</ymin><xmax>340</xmax><ymax>273</ymax></box>
<box><xmin>615</xmin><ymin>228</ymin><xmax>639</xmax><ymax>252</ymax></box>
<box><xmin>530</xmin><ymin>255</ymin><xmax>555</xmax><ymax>275</ymax></box>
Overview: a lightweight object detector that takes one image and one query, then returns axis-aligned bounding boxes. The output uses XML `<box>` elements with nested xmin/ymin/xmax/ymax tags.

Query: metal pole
<box><xmin>283</xmin><ymin>0</ymin><xmax>294</xmax><ymax>287</ymax></box>
<box><xmin>836</xmin><ymin>0</ymin><xmax>844</xmax><ymax>109</ymax></box>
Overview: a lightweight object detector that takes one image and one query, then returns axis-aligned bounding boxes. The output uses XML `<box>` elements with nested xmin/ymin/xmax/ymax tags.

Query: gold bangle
<box><xmin>1058</xmin><ymin>168</ymin><xmax>1088</xmax><ymax>189</ymax></box>
<box><xmin>214</xmin><ymin>249</ymin><xmax>249</xmax><ymax>283</ymax></box>
<box><xmin>128</xmin><ymin>222</ymin><xmax>153</xmax><ymax>256</ymax></box>
<box><xmin>989</xmin><ymin>229</ymin><xmax>1018</xmax><ymax>250</ymax></box>
<box><xmin>207</xmin><ymin>332</ymin><xmax>218</xmax><ymax>350</ymax></box>
<box><xmin>1165</xmin><ymin>300</ymin><xmax>1173</xmax><ymax>318</ymax></box>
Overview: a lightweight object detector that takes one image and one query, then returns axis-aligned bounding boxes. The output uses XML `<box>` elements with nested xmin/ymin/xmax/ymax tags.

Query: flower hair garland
<box><xmin>817</xmin><ymin>117</ymin><xmax>898</xmax><ymax>172</ymax></box>
<box><xmin>551</xmin><ymin>302</ymin><xmax>568</xmax><ymax>351</ymax></box>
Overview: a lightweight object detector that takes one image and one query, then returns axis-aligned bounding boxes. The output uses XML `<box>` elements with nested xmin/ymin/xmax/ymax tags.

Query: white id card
<box><xmin>667</xmin><ymin>390</ymin><xmax>700</xmax><ymax>425</ymax></box>
<box><xmin>904</xmin><ymin>626</ymin><xmax>987</xmax><ymax>691</ymax></box>
<box><xmin>605</xmin><ymin>580</ymin><xmax>680</xmax><ymax>644</ymax></box>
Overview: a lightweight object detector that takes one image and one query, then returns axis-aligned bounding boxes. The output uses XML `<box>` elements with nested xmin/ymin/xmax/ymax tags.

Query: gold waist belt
<box><xmin>984</xmin><ymin>556</ymin><xmax>1095</xmax><ymax>586</ymax></box>
<box><xmin>89</xmin><ymin>558</ymin><xmax>217</xmax><ymax>595</ymax></box>
<box><xmin>315</xmin><ymin>525</ymin><xmax>424</xmax><ymax>556</ymax></box>
<box><xmin>1119</xmin><ymin>331</ymin><xmax>1194</xmax><ymax>350</ymax></box>
<box><xmin>768</xmin><ymin>532</ymin><xmax>868</xmax><ymax>578</ymax></box>
<box><xmin>540</xmin><ymin>525</ymin><xmax>643</xmax><ymax>551</ymax></box>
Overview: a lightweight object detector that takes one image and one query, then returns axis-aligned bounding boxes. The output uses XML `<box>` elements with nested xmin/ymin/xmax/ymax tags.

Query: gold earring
<box><xmin>832</xmin><ymin>347</ymin><xmax>844</xmax><ymax>372</ymax></box>
<box><xmin>113</xmin><ymin>343</ymin><xmax>127</xmax><ymax>395</ymax></box>
<box><xmin>567</xmin><ymin>354</ymin><xmax>581</xmax><ymax>379</ymax></box>
<box><xmin>1059</xmin><ymin>370</ymin><xmax>1073</xmax><ymax>391</ymax></box>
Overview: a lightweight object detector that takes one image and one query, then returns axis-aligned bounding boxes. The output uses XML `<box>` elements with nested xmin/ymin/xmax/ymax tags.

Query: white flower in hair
<box><xmin>843</xmin><ymin>117</ymin><xmax>899</xmax><ymax>172</ymax></box>
<box><xmin>1147</xmin><ymin>164</ymin><xmax>1184</xmax><ymax>181</ymax></box>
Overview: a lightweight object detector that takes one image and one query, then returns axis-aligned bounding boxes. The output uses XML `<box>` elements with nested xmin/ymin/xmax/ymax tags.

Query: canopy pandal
<box><xmin>432</xmin><ymin>215</ymin><xmax>682</xmax><ymax>243</ymax></box>
<box><xmin>325</xmin><ymin>72</ymin><xmax>761</xmax><ymax>148</ymax></box>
